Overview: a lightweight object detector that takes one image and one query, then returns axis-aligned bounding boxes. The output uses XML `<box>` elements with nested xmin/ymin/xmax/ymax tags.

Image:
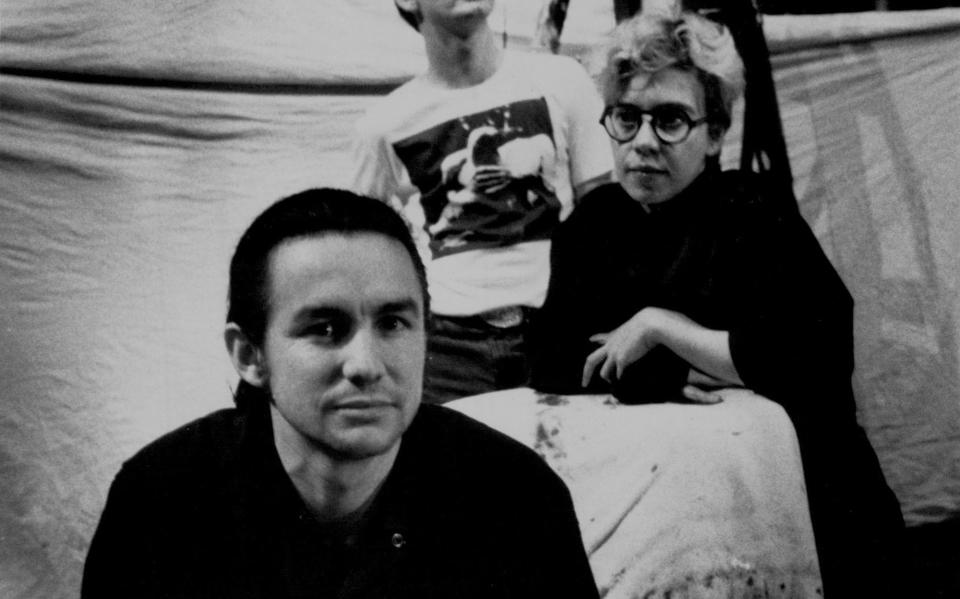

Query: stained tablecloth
<box><xmin>448</xmin><ymin>387</ymin><xmax>822</xmax><ymax>598</ymax></box>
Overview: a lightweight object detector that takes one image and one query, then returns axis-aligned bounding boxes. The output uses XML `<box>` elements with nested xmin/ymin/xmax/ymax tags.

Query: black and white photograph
<box><xmin>1</xmin><ymin>0</ymin><xmax>959</xmax><ymax>597</ymax></box>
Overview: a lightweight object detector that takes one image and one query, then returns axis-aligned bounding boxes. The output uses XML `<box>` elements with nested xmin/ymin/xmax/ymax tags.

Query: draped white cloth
<box><xmin>448</xmin><ymin>388</ymin><xmax>822</xmax><ymax>598</ymax></box>
<box><xmin>2</xmin><ymin>2</ymin><xmax>960</xmax><ymax>597</ymax></box>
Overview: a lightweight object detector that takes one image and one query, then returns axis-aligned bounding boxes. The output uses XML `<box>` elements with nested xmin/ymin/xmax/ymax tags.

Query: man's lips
<box><xmin>627</xmin><ymin>165</ymin><xmax>667</xmax><ymax>174</ymax></box>
<box><xmin>330</xmin><ymin>397</ymin><xmax>396</xmax><ymax>411</ymax></box>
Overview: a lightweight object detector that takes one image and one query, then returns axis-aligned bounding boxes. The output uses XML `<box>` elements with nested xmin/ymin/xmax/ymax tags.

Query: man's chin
<box><xmin>627</xmin><ymin>185</ymin><xmax>672</xmax><ymax>207</ymax></box>
<box><xmin>323</xmin><ymin>427</ymin><xmax>404</xmax><ymax>461</ymax></box>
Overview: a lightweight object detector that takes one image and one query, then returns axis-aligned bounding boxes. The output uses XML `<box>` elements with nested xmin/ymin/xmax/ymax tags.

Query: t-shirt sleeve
<box><xmin>347</xmin><ymin>114</ymin><xmax>405</xmax><ymax>205</ymax></box>
<box><xmin>550</xmin><ymin>57</ymin><xmax>612</xmax><ymax>196</ymax></box>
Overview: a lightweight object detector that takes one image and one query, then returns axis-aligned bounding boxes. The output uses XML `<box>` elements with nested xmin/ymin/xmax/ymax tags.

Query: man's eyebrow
<box><xmin>289</xmin><ymin>298</ymin><xmax>422</xmax><ymax>323</ymax></box>
<box><xmin>616</xmin><ymin>101</ymin><xmax>695</xmax><ymax>112</ymax></box>
<box><xmin>651</xmin><ymin>102</ymin><xmax>695</xmax><ymax>112</ymax></box>
<box><xmin>378</xmin><ymin>297</ymin><xmax>422</xmax><ymax>315</ymax></box>
<box><xmin>290</xmin><ymin>305</ymin><xmax>345</xmax><ymax>323</ymax></box>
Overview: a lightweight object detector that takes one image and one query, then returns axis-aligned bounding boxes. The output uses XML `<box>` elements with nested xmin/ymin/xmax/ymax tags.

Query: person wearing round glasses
<box><xmin>528</xmin><ymin>8</ymin><xmax>903</xmax><ymax>598</ymax></box>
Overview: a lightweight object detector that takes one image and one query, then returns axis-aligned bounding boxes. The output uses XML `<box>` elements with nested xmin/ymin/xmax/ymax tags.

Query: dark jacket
<box><xmin>82</xmin><ymin>402</ymin><xmax>598</xmax><ymax>598</ymax></box>
<box><xmin>529</xmin><ymin>168</ymin><xmax>904</xmax><ymax>598</ymax></box>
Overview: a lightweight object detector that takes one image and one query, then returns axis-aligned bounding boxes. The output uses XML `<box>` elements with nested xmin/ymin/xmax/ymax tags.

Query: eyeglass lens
<box><xmin>604</xmin><ymin>105</ymin><xmax>696</xmax><ymax>144</ymax></box>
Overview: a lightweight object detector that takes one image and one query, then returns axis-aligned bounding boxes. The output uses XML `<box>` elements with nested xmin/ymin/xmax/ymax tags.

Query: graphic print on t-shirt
<box><xmin>392</xmin><ymin>98</ymin><xmax>562</xmax><ymax>259</ymax></box>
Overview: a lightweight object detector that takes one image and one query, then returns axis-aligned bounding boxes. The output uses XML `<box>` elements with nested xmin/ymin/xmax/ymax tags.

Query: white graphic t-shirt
<box><xmin>350</xmin><ymin>51</ymin><xmax>612</xmax><ymax>316</ymax></box>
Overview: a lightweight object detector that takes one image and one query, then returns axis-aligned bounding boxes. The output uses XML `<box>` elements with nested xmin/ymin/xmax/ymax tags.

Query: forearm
<box><xmin>650</xmin><ymin>308</ymin><xmax>743</xmax><ymax>386</ymax></box>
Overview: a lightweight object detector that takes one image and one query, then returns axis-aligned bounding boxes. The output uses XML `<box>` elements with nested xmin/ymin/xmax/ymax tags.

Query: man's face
<box><xmin>611</xmin><ymin>67</ymin><xmax>722</xmax><ymax>207</ymax></box>
<box><xmin>259</xmin><ymin>233</ymin><xmax>426</xmax><ymax>461</ymax></box>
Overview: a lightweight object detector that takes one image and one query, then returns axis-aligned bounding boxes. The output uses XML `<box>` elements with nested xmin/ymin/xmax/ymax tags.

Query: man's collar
<box><xmin>237</xmin><ymin>396</ymin><xmax>423</xmax><ymax>537</ymax></box>
<box><xmin>644</xmin><ymin>163</ymin><xmax>721</xmax><ymax>218</ymax></box>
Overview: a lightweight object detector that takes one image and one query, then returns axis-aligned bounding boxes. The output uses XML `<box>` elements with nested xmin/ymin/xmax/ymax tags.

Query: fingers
<box><xmin>599</xmin><ymin>352</ymin><xmax>618</xmax><ymax>382</ymax></box>
<box><xmin>472</xmin><ymin>167</ymin><xmax>509</xmax><ymax>192</ymax></box>
<box><xmin>687</xmin><ymin>369</ymin><xmax>725</xmax><ymax>387</ymax></box>
<box><xmin>582</xmin><ymin>345</ymin><xmax>607</xmax><ymax>387</ymax></box>
<box><xmin>584</xmin><ymin>332</ymin><xmax>616</xmax><ymax>386</ymax></box>
<box><xmin>681</xmin><ymin>385</ymin><xmax>724</xmax><ymax>405</ymax></box>
<box><xmin>472</xmin><ymin>165</ymin><xmax>506</xmax><ymax>175</ymax></box>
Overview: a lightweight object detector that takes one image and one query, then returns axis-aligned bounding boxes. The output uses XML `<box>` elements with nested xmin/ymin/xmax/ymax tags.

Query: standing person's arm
<box><xmin>348</xmin><ymin>111</ymin><xmax>431</xmax><ymax>256</ymax></box>
<box><xmin>349</xmin><ymin>117</ymin><xmax>401</xmax><ymax>201</ymax></box>
<box><xmin>550</xmin><ymin>56</ymin><xmax>613</xmax><ymax>203</ymax></box>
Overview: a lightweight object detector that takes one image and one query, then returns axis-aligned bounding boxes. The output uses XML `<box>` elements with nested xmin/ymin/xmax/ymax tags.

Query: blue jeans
<box><xmin>422</xmin><ymin>309</ymin><xmax>533</xmax><ymax>404</ymax></box>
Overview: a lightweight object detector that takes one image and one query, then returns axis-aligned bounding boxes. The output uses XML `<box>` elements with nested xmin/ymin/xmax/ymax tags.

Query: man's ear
<box><xmin>707</xmin><ymin>129</ymin><xmax>725</xmax><ymax>158</ymax></box>
<box><xmin>225</xmin><ymin>323</ymin><xmax>267</xmax><ymax>388</ymax></box>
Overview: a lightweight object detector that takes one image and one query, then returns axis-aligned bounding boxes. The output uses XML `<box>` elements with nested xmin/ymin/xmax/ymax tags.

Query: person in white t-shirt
<box><xmin>350</xmin><ymin>0</ymin><xmax>612</xmax><ymax>403</ymax></box>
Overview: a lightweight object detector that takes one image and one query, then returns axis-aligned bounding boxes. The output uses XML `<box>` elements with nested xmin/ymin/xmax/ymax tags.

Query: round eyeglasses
<box><xmin>600</xmin><ymin>104</ymin><xmax>708</xmax><ymax>145</ymax></box>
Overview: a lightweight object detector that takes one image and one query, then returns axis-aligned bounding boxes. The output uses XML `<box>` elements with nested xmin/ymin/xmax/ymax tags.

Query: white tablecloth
<box><xmin>448</xmin><ymin>387</ymin><xmax>822</xmax><ymax>598</ymax></box>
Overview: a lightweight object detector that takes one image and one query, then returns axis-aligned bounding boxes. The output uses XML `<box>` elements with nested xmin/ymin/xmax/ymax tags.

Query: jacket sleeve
<box><xmin>726</xmin><ymin>189</ymin><xmax>855</xmax><ymax>410</ymax></box>
<box><xmin>529</xmin><ymin>198</ymin><xmax>691</xmax><ymax>402</ymax></box>
<box><xmin>528</xmin><ymin>215</ymin><xmax>598</xmax><ymax>394</ymax></box>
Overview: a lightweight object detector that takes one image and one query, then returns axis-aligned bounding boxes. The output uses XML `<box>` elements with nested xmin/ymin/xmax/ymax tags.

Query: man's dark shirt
<box><xmin>82</xmin><ymin>401</ymin><xmax>598</xmax><ymax>598</ymax></box>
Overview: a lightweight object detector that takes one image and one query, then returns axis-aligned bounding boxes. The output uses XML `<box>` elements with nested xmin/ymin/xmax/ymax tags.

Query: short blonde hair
<box><xmin>594</xmin><ymin>9</ymin><xmax>745</xmax><ymax>140</ymax></box>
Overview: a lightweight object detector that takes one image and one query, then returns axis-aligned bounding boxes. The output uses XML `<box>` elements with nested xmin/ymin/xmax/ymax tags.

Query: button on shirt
<box><xmin>82</xmin><ymin>400</ymin><xmax>599</xmax><ymax>599</ymax></box>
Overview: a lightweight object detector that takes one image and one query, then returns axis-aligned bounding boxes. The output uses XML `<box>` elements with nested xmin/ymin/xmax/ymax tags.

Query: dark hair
<box><xmin>227</xmin><ymin>187</ymin><xmax>429</xmax><ymax>347</ymax></box>
<box><xmin>395</xmin><ymin>1</ymin><xmax>420</xmax><ymax>31</ymax></box>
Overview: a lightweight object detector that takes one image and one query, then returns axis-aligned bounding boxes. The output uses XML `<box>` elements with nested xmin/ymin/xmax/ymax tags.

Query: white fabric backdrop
<box><xmin>2</xmin><ymin>2</ymin><xmax>960</xmax><ymax>597</ymax></box>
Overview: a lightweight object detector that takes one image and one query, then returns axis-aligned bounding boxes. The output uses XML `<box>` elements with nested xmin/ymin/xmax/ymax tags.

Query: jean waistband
<box><xmin>435</xmin><ymin>306</ymin><xmax>531</xmax><ymax>330</ymax></box>
<box><xmin>476</xmin><ymin>305</ymin><xmax>526</xmax><ymax>328</ymax></box>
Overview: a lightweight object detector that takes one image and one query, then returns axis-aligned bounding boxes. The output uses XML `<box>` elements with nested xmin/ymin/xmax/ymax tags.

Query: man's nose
<box><xmin>341</xmin><ymin>327</ymin><xmax>386</xmax><ymax>385</ymax></box>
<box><xmin>631</xmin><ymin>116</ymin><xmax>660</xmax><ymax>152</ymax></box>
